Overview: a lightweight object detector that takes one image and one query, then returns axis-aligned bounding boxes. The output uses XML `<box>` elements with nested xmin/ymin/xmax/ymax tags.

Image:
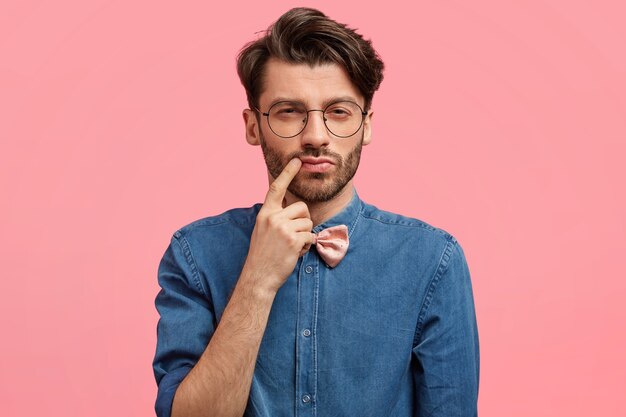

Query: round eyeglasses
<box><xmin>255</xmin><ymin>100</ymin><xmax>367</xmax><ymax>138</ymax></box>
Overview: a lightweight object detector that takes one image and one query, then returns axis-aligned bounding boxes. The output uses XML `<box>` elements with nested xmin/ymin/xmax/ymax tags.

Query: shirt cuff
<box><xmin>155</xmin><ymin>366</ymin><xmax>193</xmax><ymax>417</ymax></box>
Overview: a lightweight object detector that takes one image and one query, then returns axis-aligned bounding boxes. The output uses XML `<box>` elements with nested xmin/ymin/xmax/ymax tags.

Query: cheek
<box><xmin>338</xmin><ymin>140</ymin><xmax>362</xmax><ymax>156</ymax></box>
<box><xmin>263</xmin><ymin>132</ymin><xmax>298</xmax><ymax>152</ymax></box>
<box><xmin>340</xmin><ymin>143</ymin><xmax>357</xmax><ymax>153</ymax></box>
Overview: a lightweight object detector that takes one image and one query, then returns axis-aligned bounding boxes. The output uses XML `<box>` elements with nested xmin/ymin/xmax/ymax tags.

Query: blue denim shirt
<box><xmin>153</xmin><ymin>190</ymin><xmax>479</xmax><ymax>416</ymax></box>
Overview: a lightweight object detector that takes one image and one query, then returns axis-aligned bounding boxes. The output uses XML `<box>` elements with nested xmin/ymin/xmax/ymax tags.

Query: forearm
<box><xmin>171</xmin><ymin>269</ymin><xmax>276</xmax><ymax>417</ymax></box>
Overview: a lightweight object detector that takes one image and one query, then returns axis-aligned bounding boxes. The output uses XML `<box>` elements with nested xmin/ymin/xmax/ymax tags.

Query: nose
<box><xmin>300</xmin><ymin>110</ymin><xmax>330</xmax><ymax>148</ymax></box>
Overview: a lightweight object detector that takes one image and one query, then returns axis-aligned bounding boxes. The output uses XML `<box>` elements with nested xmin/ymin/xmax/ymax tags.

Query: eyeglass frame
<box><xmin>254</xmin><ymin>100</ymin><xmax>368</xmax><ymax>139</ymax></box>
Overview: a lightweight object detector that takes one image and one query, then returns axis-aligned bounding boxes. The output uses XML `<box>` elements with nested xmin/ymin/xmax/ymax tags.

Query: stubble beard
<box><xmin>259</xmin><ymin>130</ymin><xmax>364</xmax><ymax>203</ymax></box>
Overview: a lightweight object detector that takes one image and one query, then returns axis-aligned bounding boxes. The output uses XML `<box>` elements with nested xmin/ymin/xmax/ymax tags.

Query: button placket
<box><xmin>295</xmin><ymin>252</ymin><xmax>318</xmax><ymax>415</ymax></box>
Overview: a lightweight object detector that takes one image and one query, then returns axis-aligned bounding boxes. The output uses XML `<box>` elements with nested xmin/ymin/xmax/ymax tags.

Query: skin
<box><xmin>171</xmin><ymin>59</ymin><xmax>373</xmax><ymax>417</ymax></box>
<box><xmin>258</xmin><ymin>130</ymin><xmax>364</xmax><ymax>205</ymax></box>
<box><xmin>243</xmin><ymin>58</ymin><xmax>373</xmax><ymax>227</ymax></box>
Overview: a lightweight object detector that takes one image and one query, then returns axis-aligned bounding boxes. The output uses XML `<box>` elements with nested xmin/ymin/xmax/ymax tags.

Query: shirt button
<box><xmin>305</xmin><ymin>265</ymin><xmax>313</xmax><ymax>274</ymax></box>
<box><xmin>302</xmin><ymin>328</ymin><xmax>311</xmax><ymax>337</ymax></box>
<box><xmin>302</xmin><ymin>394</ymin><xmax>311</xmax><ymax>403</ymax></box>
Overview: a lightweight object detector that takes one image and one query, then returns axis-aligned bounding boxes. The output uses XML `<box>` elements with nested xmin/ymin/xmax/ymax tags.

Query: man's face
<box><xmin>244</xmin><ymin>58</ymin><xmax>372</xmax><ymax>203</ymax></box>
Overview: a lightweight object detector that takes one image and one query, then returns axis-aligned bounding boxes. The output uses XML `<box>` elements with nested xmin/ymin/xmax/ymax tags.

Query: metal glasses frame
<box><xmin>254</xmin><ymin>100</ymin><xmax>368</xmax><ymax>138</ymax></box>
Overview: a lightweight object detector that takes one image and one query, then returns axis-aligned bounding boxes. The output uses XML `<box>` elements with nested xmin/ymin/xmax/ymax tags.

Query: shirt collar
<box><xmin>312</xmin><ymin>188</ymin><xmax>363</xmax><ymax>238</ymax></box>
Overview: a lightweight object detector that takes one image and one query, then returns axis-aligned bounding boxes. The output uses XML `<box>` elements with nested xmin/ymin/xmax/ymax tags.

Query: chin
<box><xmin>289</xmin><ymin>180</ymin><xmax>346</xmax><ymax>203</ymax></box>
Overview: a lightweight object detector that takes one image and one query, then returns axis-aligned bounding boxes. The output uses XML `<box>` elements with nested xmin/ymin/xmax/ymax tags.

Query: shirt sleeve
<box><xmin>411</xmin><ymin>237</ymin><xmax>480</xmax><ymax>417</ymax></box>
<box><xmin>152</xmin><ymin>232</ymin><xmax>216</xmax><ymax>417</ymax></box>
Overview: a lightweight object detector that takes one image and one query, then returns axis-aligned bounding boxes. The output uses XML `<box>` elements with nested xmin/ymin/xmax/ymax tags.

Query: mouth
<box><xmin>299</xmin><ymin>157</ymin><xmax>335</xmax><ymax>173</ymax></box>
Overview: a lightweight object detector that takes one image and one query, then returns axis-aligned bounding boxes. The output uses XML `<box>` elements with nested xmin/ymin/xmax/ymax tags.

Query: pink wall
<box><xmin>1</xmin><ymin>1</ymin><xmax>625</xmax><ymax>416</ymax></box>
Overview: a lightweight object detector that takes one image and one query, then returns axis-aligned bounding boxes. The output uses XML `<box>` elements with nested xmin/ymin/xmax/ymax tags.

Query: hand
<box><xmin>242</xmin><ymin>158</ymin><xmax>316</xmax><ymax>294</ymax></box>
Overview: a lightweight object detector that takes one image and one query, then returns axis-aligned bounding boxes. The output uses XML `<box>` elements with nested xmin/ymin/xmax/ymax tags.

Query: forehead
<box><xmin>260</xmin><ymin>58</ymin><xmax>363</xmax><ymax>107</ymax></box>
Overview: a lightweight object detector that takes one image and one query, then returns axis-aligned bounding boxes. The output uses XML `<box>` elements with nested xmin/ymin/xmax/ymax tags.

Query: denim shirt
<box><xmin>153</xmin><ymin>189</ymin><xmax>479</xmax><ymax>417</ymax></box>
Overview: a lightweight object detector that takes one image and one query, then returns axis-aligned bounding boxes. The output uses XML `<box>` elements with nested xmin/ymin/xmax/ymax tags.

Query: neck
<box><xmin>284</xmin><ymin>183</ymin><xmax>355</xmax><ymax>227</ymax></box>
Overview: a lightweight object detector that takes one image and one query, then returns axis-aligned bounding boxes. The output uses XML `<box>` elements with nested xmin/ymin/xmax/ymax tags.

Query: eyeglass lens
<box><xmin>267</xmin><ymin>101</ymin><xmax>364</xmax><ymax>138</ymax></box>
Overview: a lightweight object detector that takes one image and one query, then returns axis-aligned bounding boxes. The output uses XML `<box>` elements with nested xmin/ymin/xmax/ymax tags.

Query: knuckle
<box><xmin>286</xmin><ymin>234</ymin><xmax>298</xmax><ymax>247</ymax></box>
<box><xmin>268</xmin><ymin>182</ymin><xmax>282</xmax><ymax>195</ymax></box>
<box><xmin>268</xmin><ymin>214</ymin><xmax>281</xmax><ymax>227</ymax></box>
<box><xmin>292</xmin><ymin>201</ymin><xmax>310</xmax><ymax>217</ymax></box>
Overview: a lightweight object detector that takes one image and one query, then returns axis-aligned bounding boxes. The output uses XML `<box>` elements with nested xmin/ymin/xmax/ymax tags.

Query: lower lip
<box><xmin>301</xmin><ymin>162</ymin><xmax>334</xmax><ymax>173</ymax></box>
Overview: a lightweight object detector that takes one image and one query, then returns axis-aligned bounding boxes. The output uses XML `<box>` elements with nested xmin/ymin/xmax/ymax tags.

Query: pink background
<box><xmin>1</xmin><ymin>1</ymin><xmax>625</xmax><ymax>416</ymax></box>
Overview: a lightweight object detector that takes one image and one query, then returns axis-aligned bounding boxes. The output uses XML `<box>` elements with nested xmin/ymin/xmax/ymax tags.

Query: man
<box><xmin>153</xmin><ymin>7</ymin><xmax>479</xmax><ymax>417</ymax></box>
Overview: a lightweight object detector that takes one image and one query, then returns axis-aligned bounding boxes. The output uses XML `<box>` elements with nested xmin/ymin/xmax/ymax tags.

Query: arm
<box><xmin>170</xmin><ymin>266</ymin><xmax>276</xmax><ymax>417</ymax></box>
<box><xmin>412</xmin><ymin>237</ymin><xmax>480</xmax><ymax>417</ymax></box>
<box><xmin>153</xmin><ymin>158</ymin><xmax>315</xmax><ymax>417</ymax></box>
<box><xmin>153</xmin><ymin>236</ymin><xmax>276</xmax><ymax>417</ymax></box>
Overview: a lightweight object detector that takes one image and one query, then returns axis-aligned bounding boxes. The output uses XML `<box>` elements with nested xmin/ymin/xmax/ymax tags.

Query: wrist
<box><xmin>237</xmin><ymin>267</ymin><xmax>279</xmax><ymax>302</ymax></box>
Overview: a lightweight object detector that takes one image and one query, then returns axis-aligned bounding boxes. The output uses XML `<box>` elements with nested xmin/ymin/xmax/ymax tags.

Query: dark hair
<box><xmin>236</xmin><ymin>7</ymin><xmax>384</xmax><ymax>112</ymax></box>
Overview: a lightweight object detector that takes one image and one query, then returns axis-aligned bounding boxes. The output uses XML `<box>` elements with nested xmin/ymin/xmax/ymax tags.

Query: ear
<box><xmin>362</xmin><ymin>110</ymin><xmax>373</xmax><ymax>146</ymax></box>
<box><xmin>243</xmin><ymin>108</ymin><xmax>261</xmax><ymax>146</ymax></box>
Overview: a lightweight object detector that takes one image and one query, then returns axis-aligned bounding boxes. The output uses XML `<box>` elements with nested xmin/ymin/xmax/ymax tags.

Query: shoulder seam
<box><xmin>172</xmin><ymin>233</ymin><xmax>207</xmax><ymax>297</ymax></box>
<box><xmin>412</xmin><ymin>236</ymin><xmax>458</xmax><ymax>346</ymax></box>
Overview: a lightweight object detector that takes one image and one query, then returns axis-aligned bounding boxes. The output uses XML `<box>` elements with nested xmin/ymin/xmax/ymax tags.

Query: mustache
<box><xmin>286</xmin><ymin>149</ymin><xmax>341</xmax><ymax>161</ymax></box>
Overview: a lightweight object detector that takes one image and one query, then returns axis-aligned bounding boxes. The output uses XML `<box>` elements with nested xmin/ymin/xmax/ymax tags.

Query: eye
<box><xmin>325</xmin><ymin>105</ymin><xmax>353</xmax><ymax>119</ymax></box>
<box><xmin>278</xmin><ymin>107</ymin><xmax>300</xmax><ymax>114</ymax></box>
<box><xmin>271</xmin><ymin>102</ymin><xmax>306</xmax><ymax>119</ymax></box>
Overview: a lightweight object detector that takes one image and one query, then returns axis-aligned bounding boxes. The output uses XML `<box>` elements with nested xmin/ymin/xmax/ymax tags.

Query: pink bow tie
<box><xmin>314</xmin><ymin>224</ymin><xmax>349</xmax><ymax>268</ymax></box>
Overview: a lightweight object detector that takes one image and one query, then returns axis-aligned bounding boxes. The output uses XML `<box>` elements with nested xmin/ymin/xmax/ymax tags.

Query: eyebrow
<box><xmin>268</xmin><ymin>96</ymin><xmax>362</xmax><ymax>108</ymax></box>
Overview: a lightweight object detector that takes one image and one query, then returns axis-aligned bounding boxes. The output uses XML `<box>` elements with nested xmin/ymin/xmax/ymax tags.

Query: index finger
<box><xmin>264</xmin><ymin>158</ymin><xmax>302</xmax><ymax>207</ymax></box>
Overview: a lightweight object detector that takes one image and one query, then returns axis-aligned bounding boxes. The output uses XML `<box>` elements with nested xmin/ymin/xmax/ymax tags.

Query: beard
<box><xmin>259</xmin><ymin>129</ymin><xmax>364</xmax><ymax>203</ymax></box>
